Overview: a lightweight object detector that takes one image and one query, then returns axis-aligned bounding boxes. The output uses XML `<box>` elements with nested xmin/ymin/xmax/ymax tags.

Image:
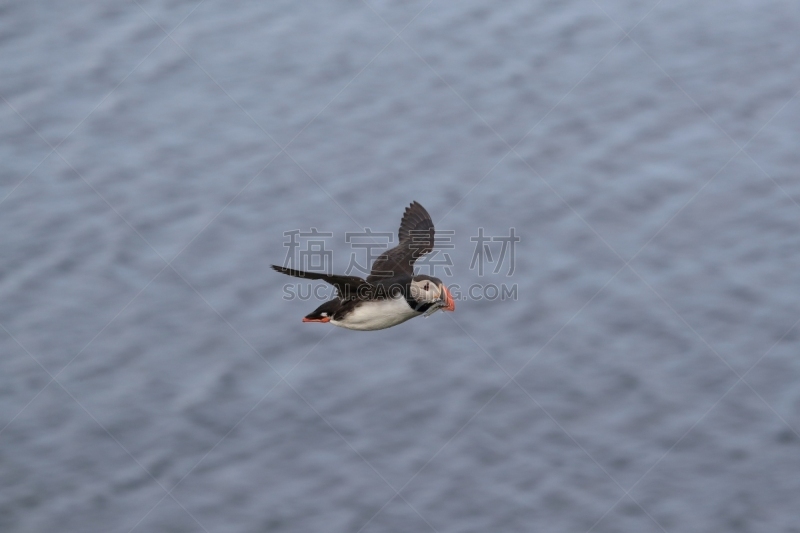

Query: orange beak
<box><xmin>442</xmin><ymin>285</ymin><xmax>455</xmax><ymax>312</ymax></box>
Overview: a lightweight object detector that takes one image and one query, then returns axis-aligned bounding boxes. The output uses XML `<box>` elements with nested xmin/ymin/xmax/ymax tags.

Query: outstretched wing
<box><xmin>271</xmin><ymin>265</ymin><xmax>372</xmax><ymax>300</ymax></box>
<box><xmin>367</xmin><ymin>201</ymin><xmax>435</xmax><ymax>282</ymax></box>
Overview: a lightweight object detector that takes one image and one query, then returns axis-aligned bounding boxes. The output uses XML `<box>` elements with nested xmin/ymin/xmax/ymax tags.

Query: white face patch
<box><xmin>409</xmin><ymin>279</ymin><xmax>441</xmax><ymax>303</ymax></box>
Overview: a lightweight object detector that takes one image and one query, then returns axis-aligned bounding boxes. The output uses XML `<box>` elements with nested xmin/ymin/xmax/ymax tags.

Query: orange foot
<box><xmin>302</xmin><ymin>316</ymin><xmax>331</xmax><ymax>323</ymax></box>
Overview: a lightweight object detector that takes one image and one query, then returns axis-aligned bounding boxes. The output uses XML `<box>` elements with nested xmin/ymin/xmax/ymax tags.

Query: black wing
<box><xmin>271</xmin><ymin>265</ymin><xmax>372</xmax><ymax>300</ymax></box>
<box><xmin>367</xmin><ymin>201</ymin><xmax>435</xmax><ymax>282</ymax></box>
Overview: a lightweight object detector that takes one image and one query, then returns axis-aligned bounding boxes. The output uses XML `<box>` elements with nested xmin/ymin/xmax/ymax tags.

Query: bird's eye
<box><xmin>423</xmin><ymin>282</ymin><xmax>429</xmax><ymax>291</ymax></box>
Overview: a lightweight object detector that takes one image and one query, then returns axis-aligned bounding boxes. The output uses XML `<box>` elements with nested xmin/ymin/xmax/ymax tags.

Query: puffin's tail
<box><xmin>302</xmin><ymin>299</ymin><xmax>341</xmax><ymax>323</ymax></box>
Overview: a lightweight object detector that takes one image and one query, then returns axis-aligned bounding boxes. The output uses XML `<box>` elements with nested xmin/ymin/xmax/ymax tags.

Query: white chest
<box><xmin>331</xmin><ymin>296</ymin><xmax>420</xmax><ymax>331</ymax></box>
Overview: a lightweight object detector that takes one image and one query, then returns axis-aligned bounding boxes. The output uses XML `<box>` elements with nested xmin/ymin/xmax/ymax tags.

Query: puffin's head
<box><xmin>409</xmin><ymin>275</ymin><xmax>456</xmax><ymax>312</ymax></box>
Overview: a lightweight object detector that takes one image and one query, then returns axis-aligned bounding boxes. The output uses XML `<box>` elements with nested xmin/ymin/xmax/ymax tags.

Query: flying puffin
<box><xmin>271</xmin><ymin>201</ymin><xmax>455</xmax><ymax>330</ymax></box>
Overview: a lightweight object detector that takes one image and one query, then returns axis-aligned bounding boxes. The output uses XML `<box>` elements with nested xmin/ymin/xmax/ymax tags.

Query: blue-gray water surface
<box><xmin>2</xmin><ymin>1</ymin><xmax>800</xmax><ymax>532</ymax></box>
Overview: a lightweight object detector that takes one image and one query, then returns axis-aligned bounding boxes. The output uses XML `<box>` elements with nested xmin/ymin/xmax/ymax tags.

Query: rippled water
<box><xmin>2</xmin><ymin>1</ymin><xmax>800</xmax><ymax>532</ymax></box>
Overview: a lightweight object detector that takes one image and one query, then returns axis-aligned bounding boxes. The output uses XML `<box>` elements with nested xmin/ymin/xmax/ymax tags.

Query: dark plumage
<box><xmin>271</xmin><ymin>201</ymin><xmax>455</xmax><ymax>330</ymax></box>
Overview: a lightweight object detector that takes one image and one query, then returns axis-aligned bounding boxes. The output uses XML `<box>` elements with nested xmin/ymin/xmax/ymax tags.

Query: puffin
<box><xmin>271</xmin><ymin>201</ymin><xmax>455</xmax><ymax>330</ymax></box>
